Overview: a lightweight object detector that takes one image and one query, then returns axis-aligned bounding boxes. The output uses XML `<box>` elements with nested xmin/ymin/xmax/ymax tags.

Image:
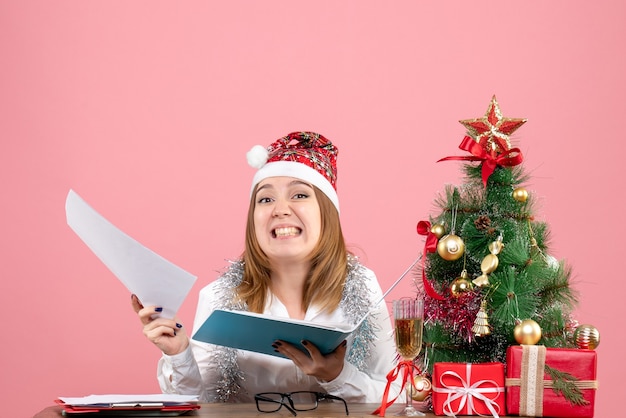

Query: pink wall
<box><xmin>1</xmin><ymin>1</ymin><xmax>623</xmax><ymax>416</ymax></box>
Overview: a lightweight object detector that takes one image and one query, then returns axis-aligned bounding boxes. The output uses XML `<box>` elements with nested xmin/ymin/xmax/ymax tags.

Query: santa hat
<box><xmin>246</xmin><ymin>132</ymin><xmax>339</xmax><ymax>212</ymax></box>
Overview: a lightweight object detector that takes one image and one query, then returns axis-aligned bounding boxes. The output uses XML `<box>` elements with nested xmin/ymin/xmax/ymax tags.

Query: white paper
<box><xmin>58</xmin><ymin>394</ymin><xmax>199</xmax><ymax>406</ymax></box>
<box><xmin>65</xmin><ymin>189</ymin><xmax>197</xmax><ymax>319</ymax></box>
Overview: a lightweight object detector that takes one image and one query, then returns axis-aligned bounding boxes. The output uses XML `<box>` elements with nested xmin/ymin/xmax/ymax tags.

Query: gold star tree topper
<box><xmin>459</xmin><ymin>95</ymin><xmax>527</xmax><ymax>154</ymax></box>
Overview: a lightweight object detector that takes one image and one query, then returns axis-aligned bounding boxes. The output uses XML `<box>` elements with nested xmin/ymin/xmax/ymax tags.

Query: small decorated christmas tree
<box><xmin>416</xmin><ymin>96</ymin><xmax>581</xmax><ymax>370</ymax></box>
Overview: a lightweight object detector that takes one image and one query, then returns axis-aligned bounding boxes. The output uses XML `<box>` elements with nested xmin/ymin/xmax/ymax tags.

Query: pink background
<box><xmin>1</xmin><ymin>1</ymin><xmax>623</xmax><ymax>416</ymax></box>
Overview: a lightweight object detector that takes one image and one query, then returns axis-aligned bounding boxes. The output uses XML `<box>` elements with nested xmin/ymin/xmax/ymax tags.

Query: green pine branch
<box><xmin>544</xmin><ymin>365</ymin><xmax>590</xmax><ymax>406</ymax></box>
<box><xmin>538</xmin><ymin>262</ymin><xmax>578</xmax><ymax>308</ymax></box>
<box><xmin>490</xmin><ymin>266</ymin><xmax>540</xmax><ymax>326</ymax></box>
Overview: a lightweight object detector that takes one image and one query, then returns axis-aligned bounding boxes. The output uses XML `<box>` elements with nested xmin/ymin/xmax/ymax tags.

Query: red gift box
<box><xmin>432</xmin><ymin>362</ymin><xmax>505</xmax><ymax>417</ymax></box>
<box><xmin>506</xmin><ymin>345</ymin><xmax>598</xmax><ymax>417</ymax></box>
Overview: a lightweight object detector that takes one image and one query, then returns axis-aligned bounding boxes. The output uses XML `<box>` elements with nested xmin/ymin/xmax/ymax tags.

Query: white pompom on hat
<box><xmin>247</xmin><ymin>132</ymin><xmax>339</xmax><ymax>213</ymax></box>
<box><xmin>246</xmin><ymin>145</ymin><xmax>270</xmax><ymax>169</ymax></box>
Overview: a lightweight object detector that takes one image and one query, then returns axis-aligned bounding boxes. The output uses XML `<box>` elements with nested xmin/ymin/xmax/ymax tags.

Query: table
<box><xmin>34</xmin><ymin>403</ymin><xmax>453</xmax><ymax>417</ymax></box>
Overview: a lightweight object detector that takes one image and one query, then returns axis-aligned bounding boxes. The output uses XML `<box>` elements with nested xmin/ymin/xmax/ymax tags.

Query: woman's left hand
<box><xmin>273</xmin><ymin>339</ymin><xmax>347</xmax><ymax>382</ymax></box>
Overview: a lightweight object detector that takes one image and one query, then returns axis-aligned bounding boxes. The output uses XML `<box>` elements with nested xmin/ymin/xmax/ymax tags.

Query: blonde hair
<box><xmin>237</xmin><ymin>185</ymin><xmax>349</xmax><ymax>314</ymax></box>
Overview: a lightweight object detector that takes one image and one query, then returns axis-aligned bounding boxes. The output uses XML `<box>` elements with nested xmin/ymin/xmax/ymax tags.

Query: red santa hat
<box><xmin>246</xmin><ymin>132</ymin><xmax>339</xmax><ymax>212</ymax></box>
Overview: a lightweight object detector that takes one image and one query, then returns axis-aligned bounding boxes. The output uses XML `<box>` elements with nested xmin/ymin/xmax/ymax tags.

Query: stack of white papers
<box><xmin>58</xmin><ymin>394</ymin><xmax>199</xmax><ymax>406</ymax></box>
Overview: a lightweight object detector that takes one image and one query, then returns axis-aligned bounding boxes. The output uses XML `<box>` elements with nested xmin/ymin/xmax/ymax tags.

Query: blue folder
<box><xmin>192</xmin><ymin>309</ymin><xmax>365</xmax><ymax>358</ymax></box>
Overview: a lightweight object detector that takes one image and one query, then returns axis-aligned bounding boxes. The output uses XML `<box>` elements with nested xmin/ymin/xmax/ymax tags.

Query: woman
<box><xmin>132</xmin><ymin>132</ymin><xmax>399</xmax><ymax>403</ymax></box>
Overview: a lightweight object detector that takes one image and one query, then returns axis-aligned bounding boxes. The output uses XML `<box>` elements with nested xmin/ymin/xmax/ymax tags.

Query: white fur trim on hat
<box><xmin>251</xmin><ymin>160</ymin><xmax>340</xmax><ymax>213</ymax></box>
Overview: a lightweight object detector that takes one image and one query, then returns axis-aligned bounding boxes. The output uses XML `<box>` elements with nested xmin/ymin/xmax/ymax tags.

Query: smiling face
<box><xmin>253</xmin><ymin>176</ymin><xmax>322</xmax><ymax>265</ymax></box>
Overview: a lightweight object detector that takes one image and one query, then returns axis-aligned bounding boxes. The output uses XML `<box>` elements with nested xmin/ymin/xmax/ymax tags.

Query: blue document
<box><xmin>192</xmin><ymin>309</ymin><xmax>366</xmax><ymax>358</ymax></box>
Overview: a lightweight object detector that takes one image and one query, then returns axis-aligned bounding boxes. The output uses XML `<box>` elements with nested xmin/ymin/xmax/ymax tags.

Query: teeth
<box><xmin>274</xmin><ymin>227</ymin><xmax>300</xmax><ymax>237</ymax></box>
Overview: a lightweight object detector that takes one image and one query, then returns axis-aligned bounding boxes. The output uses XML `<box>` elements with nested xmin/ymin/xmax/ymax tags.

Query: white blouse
<box><xmin>155</xmin><ymin>266</ymin><xmax>401</xmax><ymax>404</ymax></box>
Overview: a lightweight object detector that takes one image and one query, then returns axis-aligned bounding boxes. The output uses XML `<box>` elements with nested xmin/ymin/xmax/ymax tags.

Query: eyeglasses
<box><xmin>254</xmin><ymin>391</ymin><xmax>349</xmax><ymax>416</ymax></box>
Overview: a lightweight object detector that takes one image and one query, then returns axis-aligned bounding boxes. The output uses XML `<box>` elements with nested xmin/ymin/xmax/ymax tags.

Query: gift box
<box><xmin>432</xmin><ymin>362</ymin><xmax>505</xmax><ymax>417</ymax></box>
<box><xmin>506</xmin><ymin>345</ymin><xmax>598</xmax><ymax>417</ymax></box>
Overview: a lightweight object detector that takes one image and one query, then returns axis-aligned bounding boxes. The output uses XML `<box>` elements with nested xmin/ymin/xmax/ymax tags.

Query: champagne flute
<box><xmin>393</xmin><ymin>297</ymin><xmax>425</xmax><ymax>417</ymax></box>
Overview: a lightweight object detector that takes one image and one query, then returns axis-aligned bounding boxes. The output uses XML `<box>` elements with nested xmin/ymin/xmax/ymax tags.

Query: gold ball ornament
<box><xmin>430</xmin><ymin>223</ymin><xmax>445</xmax><ymax>239</ymax></box>
<box><xmin>574</xmin><ymin>324</ymin><xmax>600</xmax><ymax>350</ymax></box>
<box><xmin>450</xmin><ymin>269</ymin><xmax>473</xmax><ymax>297</ymax></box>
<box><xmin>512</xmin><ymin>187</ymin><xmax>529</xmax><ymax>202</ymax></box>
<box><xmin>437</xmin><ymin>234</ymin><xmax>465</xmax><ymax>261</ymax></box>
<box><xmin>409</xmin><ymin>375</ymin><xmax>432</xmax><ymax>401</ymax></box>
<box><xmin>514</xmin><ymin>319</ymin><xmax>542</xmax><ymax>345</ymax></box>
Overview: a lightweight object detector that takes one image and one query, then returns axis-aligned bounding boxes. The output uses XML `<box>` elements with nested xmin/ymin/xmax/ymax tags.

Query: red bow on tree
<box><xmin>417</xmin><ymin>221</ymin><xmax>446</xmax><ymax>301</ymax></box>
<box><xmin>438</xmin><ymin>136</ymin><xmax>523</xmax><ymax>187</ymax></box>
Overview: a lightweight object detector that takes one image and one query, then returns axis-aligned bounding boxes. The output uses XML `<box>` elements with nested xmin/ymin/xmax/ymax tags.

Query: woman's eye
<box><xmin>257</xmin><ymin>197</ymin><xmax>272</xmax><ymax>204</ymax></box>
<box><xmin>293</xmin><ymin>193</ymin><xmax>309</xmax><ymax>199</ymax></box>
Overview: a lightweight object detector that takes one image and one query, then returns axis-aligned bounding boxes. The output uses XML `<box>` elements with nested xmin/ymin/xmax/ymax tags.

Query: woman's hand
<box><xmin>131</xmin><ymin>294</ymin><xmax>189</xmax><ymax>356</ymax></box>
<box><xmin>273</xmin><ymin>339</ymin><xmax>347</xmax><ymax>382</ymax></box>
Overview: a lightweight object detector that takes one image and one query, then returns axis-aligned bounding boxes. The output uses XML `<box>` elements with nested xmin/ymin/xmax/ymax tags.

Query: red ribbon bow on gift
<box><xmin>438</xmin><ymin>136</ymin><xmax>524</xmax><ymax>187</ymax></box>
<box><xmin>372</xmin><ymin>360</ymin><xmax>422</xmax><ymax>416</ymax></box>
<box><xmin>433</xmin><ymin>363</ymin><xmax>504</xmax><ymax>418</ymax></box>
<box><xmin>416</xmin><ymin>221</ymin><xmax>446</xmax><ymax>301</ymax></box>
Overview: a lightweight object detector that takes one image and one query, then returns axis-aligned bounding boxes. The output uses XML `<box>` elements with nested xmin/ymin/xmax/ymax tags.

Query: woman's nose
<box><xmin>272</xmin><ymin>199</ymin><xmax>292</xmax><ymax>217</ymax></box>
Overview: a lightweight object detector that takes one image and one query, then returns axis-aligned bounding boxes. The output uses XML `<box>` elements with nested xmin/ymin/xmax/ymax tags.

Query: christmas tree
<box><xmin>416</xmin><ymin>96</ymin><xmax>580</xmax><ymax>371</ymax></box>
